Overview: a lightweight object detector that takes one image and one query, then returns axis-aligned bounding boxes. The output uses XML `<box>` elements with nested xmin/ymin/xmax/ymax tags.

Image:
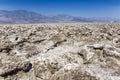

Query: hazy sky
<box><xmin>0</xmin><ymin>0</ymin><xmax>120</xmax><ymax>17</ymax></box>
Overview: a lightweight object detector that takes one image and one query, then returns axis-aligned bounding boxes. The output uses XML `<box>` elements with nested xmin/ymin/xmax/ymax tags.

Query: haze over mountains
<box><xmin>0</xmin><ymin>10</ymin><xmax>120</xmax><ymax>23</ymax></box>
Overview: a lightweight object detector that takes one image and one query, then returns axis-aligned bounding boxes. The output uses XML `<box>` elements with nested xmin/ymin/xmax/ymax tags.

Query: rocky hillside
<box><xmin>0</xmin><ymin>23</ymin><xmax>120</xmax><ymax>80</ymax></box>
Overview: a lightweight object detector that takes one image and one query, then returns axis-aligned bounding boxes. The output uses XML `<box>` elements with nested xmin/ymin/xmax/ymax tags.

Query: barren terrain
<box><xmin>0</xmin><ymin>23</ymin><xmax>120</xmax><ymax>80</ymax></box>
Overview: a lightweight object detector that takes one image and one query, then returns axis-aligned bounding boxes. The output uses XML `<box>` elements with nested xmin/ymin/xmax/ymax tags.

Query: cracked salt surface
<box><xmin>0</xmin><ymin>23</ymin><xmax>120</xmax><ymax>80</ymax></box>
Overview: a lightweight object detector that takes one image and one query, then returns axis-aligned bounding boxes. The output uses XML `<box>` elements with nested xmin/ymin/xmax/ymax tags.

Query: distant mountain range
<box><xmin>0</xmin><ymin>10</ymin><xmax>120</xmax><ymax>23</ymax></box>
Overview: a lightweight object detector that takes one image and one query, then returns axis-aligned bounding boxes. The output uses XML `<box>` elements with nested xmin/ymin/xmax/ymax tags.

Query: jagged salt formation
<box><xmin>0</xmin><ymin>23</ymin><xmax>120</xmax><ymax>80</ymax></box>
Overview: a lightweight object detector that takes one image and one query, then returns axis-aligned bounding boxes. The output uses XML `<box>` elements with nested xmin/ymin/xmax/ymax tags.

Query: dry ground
<box><xmin>0</xmin><ymin>23</ymin><xmax>120</xmax><ymax>80</ymax></box>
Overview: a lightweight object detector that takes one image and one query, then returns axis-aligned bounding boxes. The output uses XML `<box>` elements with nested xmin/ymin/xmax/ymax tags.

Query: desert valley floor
<box><xmin>0</xmin><ymin>23</ymin><xmax>120</xmax><ymax>80</ymax></box>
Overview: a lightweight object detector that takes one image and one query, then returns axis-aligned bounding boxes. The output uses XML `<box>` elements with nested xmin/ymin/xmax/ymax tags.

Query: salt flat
<box><xmin>0</xmin><ymin>23</ymin><xmax>120</xmax><ymax>80</ymax></box>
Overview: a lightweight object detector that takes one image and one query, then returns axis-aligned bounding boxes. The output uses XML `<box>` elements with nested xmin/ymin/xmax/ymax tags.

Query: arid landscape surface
<box><xmin>0</xmin><ymin>23</ymin><xmax>120</xmax><ymax>80</ymax></box>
